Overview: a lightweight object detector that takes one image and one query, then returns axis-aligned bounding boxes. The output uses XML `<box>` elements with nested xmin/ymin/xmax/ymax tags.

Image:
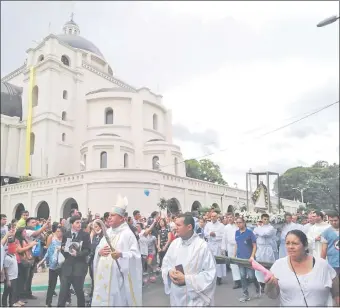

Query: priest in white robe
<box><xmin>307</xmin><ymin>211</ymin><xmax>330</xmax><ymax>257</ymax></box>
<box><xmin>204</xmin><ymin>211</ymin><xmax>226</xmax><ymax>285</ymax></box>
<box><xmin>253</xmin><ymin>213</ymin><xmax>277</xmax><ymax>290</ymax></box>
<box><xmin>92</xmin><ymin>195</ymin><xmax>143</xmax><ymax>307</ymax></box>
<box><xmin>221</xmin><ymin>212</ymin><xmax>241</xmax><ymax>289</ymax></box>
<box><xmin>279</xmin><ymin>213</ymin><xmax>300</xmax><ymax>258</ymax></box>
<box><xmin>162</xmin><ymin>213</ymin><xmax>217</xmax><ymax>306</ymax></box>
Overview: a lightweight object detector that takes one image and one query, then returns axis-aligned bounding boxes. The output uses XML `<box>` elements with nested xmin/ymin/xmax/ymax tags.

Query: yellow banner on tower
<box><xmin>25</xmin><ymin>66</ymin><xmax>35</xmax><ymax>176</ymax></box>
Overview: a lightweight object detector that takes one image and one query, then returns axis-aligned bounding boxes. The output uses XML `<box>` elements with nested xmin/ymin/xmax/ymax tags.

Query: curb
<box><xmin>0</xmin><ymin>282</ymin><xmax>91</xmax><ymax>293</ymax></box>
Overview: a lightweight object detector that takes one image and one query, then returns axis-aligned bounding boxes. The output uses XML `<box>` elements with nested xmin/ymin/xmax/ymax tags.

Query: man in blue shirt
<box><xmin>234</xmin><ymin>217</ymin><xmax>260</xmax><ymax>302</ymax></box>
<box><xmin>321</xmin><ymin>212</ymin><xmax>339</xmax><ymax>275</ymax></box>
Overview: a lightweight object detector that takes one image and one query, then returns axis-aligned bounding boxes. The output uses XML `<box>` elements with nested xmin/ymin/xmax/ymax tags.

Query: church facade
<box><xmin>1</xmin><ymin>18</ymin><xmax>301</xmax><ymax>220</ymax></box>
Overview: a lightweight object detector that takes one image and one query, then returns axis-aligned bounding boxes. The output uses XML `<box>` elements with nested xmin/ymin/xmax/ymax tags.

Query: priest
<box><xmin>204</xmin><ymin>211</ymin><xmax>226</xmax><ymax>285</ymax></box>
<box><xmin>91</xmin><ymin>195</ymin><xmax>142</xmax><ymax>307</ymax></box>
<box><xmin>279</xmin><ymin>213</ymin><xmax>300</xmax><ymax>258</ymax></box>
<box><xmin>307</xmin><ymin>211</ymin><xmax>330</xmax><ymax>257</ymax></box>
<box><xmin>161</xmin><ymin>213</ymin><xmax>217</xmax><ymax>306</ymax></box>
<box><xmin>221</xmin><ymin>212</ymin><xmax>241</xmax><ymax>289</ymax></box>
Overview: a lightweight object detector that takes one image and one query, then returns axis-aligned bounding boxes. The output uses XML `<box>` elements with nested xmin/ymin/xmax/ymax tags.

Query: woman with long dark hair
<box><xmin>37</xmin><ymin>225</ymin><xmax>63</xmax><ymax>307</ymax></box>
<box><xmin>265</xmin><ymin>229</ymin><xmax>339</xmax><ymax>306</ymax></box>
<box><xmin>15</xmin><ymin>228</ymin><xmax>37</xmax><ymax>300</ymax></box>
<box><xmin>157</xmin><ymin>218</ymin><xmax>171</xmax><ymax>268</ymax></box>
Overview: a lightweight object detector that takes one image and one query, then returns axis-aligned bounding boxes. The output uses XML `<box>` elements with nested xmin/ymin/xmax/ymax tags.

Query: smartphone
<box><xmin>175</xmin><ymin>264</ymin><xmax>185</xmax><ymax>275</ymax></box>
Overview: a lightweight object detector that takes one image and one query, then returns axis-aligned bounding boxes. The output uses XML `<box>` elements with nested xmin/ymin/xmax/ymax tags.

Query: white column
<box><xmin>6</xmin><ymin>126</ymin><xmax>19</xmax><ymax>174</ymax></box>
<box><xmin>53</xmin><ymin>188</ymin><xmax>58</xmax><ymax>221</ymax></box>
<box><xmin>17</xmin><ymin>128</ymin><xmax>26</xmax><ymax>176</ymax></box>
<box><xmin>1</xmin><ymin>124</ymin><xmax>8</xmax><ymax>172</ymax></box>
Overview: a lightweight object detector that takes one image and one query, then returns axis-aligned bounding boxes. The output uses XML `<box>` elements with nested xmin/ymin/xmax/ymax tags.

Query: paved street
<box><xmin>20</xmin><ymin>272</ymin><xmax>279</xmax><ymax>306</ymax></box>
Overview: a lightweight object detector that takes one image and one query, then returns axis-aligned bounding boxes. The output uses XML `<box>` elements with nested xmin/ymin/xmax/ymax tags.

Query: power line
<box><xmin>159</xmin><ymin>100</ymin><xmax>339</xmax><ymax>169</ymax></box>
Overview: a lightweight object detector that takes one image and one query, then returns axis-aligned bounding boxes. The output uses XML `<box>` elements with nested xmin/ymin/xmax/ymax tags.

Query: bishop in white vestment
<box><xmin>92</xmin><ymin>196</ymin><xmax>143</xmax><ymax>307</ymax></box>
<box><xmin>221</xmin><ymin>213</ymin><xmax>241</xmax><ymax>288</ymax></box>
<box><xmin>204</xmin><ymin>212</ymin><xmax>226</xmax><ymax>284</ymax></box>
<box><xmin>162</xmin><ymin>214</ymin><xmax>217</xmax><ymax>306</ymax></box>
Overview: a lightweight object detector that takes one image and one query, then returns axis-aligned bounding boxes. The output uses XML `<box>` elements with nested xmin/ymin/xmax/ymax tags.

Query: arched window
<box><xmin>108</xmin><ymin>66</ymin><xmax>113</xmax><ymax>76</ymax></box>
<box><xmin>124</xmin><ymin>153</ymin><xmax>129</xmax><ymax>168</ymax></box>
<box><xmin>38</xmin><ymin>55</ymin><xmax>44</xmax><ymax>62</ymax></box>
<box><xmin>61</xmin><ymin>55</ymin><xmax>70</xmax><ymax>66</ymax></box>
<box><xmin>105</xmin><ymin>108</ymin><xmax>113</xmax><ymax>124</ymax></box>
<box><xmin>63</xmin><ymin>90</ymin><xmax>68</xmax><ymax>99</ymax></box>
<box><xmin>152</xmin><ymin>156</ymin><xmax>159</xmax><ymax>170</ymax></box>
<box><xmin>62</xmin><ymin>133</ymin><xmax>66</xmax><ymax>142</ymax></box>
<box><xmin>32</xmin><ymin>85</ymin><xmax>39</xmax><ymax>107</ymax></box>
<box><xmin>30</xmin><ymin>132</ymin><xmax>35</xmax><ymax>155</ymax></box>
<box><xmin>62</xmin><ymin>111</ymin><xmax>67</xmax><ymax>121</ymax></box>
<box><xmin>174</xmin><ymin>157</ymin><xmax>178</xmax><ymax>175</ymax></box>
<box><xmin>153</xmin><ymin>114</ymin><xmax>158</xmax><ymax>130</ymax></box>
<box><xmin>100</xmin><ymin>152</ymin><xmax>107</xmax><ymax>169</ymax></box>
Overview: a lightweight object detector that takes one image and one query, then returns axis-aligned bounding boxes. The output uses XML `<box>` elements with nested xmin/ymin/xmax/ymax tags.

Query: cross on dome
<box><xmin>63</xmin><ymin>13</ymin><xmax>80</xmax><ymax>36</ymax></box>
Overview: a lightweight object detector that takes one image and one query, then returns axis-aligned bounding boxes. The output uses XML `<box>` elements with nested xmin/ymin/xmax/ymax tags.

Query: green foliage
<box><xmin>273</xmin><ymin>161</ymin><xmax>339</xmax><ymax>211</ymax></box>
<box><xmin>185</xmin><ymin>158</ymin><xmax>228</xmax><ymax>185</ymax></box>
<box><xmin>157</xmin><ymin>198</ymin><xmax>181</xmax><ymax>214</ymax></box>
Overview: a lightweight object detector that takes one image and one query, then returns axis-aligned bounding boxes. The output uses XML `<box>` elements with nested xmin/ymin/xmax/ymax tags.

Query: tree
<box><xmin>273</xmin><ymin>161</ymin><xmax>339</xmax><ymax>211</ymax></box>
<box><xmin>185</xmin><ymin>158</ymin><xmax>228</xmax><ymax>185</ymax></box>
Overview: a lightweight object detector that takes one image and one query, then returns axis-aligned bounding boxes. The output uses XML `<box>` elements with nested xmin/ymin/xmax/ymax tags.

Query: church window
<box><xmin>124</xmin><ymin>153</ymin><xmax>129</xmax><ymax>168</ymax></box>
<box><xmin>153</xmin><ymin>114</ymin><xmax>158</xmax><ymax>130</ymax></box>
<box><xmin>174</xmin><ymin>157</ymin><xmax>178</xmax><ymax>175</ymax></box>
<box><xmin>108</xmin><ymin>66</ymin><xmax>113</xmax><ymax>76</ymax></box>
<box><xmin>62</xmin><ymin>133</ymin><xmax>66</xmax><ymax>142</ymax></box>
<box><xmin>69</xmin><ymin>29</ymin><xmax>72</xmax><ymax>34</ymax></box>
<box><xmin>63</xmin><ymin>90</ymin><xmax>68</xmax><ymax>99</ymax></box>
<box><xmin>32</xmin><ymin>85</ymin><xmax>39</xmax><ymax>107</ymax></box>
<box><xmin>100</xmin><ymin>152</ymin><xmax>107</xmax><ymax>169</ymax></box>
<box><xmin>30</xmin><ymin>133</ymin><xmax>35</xmax><ymax>155</ymax></box>
<box><xmin>62</xmin><ymin>111</ymin><xmax>67</xmax><ymax>121</ymax></box>
<box><xmin>38</xmin><ymin>55</ymin><xmax>44</xmax><ymax>62</ymax></box>
<box><xmin>61</xmin><ymin>55</ymin><xmax>70</xmax><ymax>66</ymax></box>
<box><xmin>105</xmin><ymin>108</ymin><xmax>113</xmax><ymax>124</ymax></box>
<box><xmin>152</xmin><ymin>156</ymin><xmax>159</xmax><ymax>170</ymax></box>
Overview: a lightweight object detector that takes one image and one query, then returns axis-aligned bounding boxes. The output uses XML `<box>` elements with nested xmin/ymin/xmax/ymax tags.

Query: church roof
<box><xmin>56</xmin><ymin>34</ymin><xmax>104</xmax><ymax>58</ymax></box>
<box><xmin>1</xmin><ymin>82</ymin><xmax>23</xmax><ymax>120</ymax></box>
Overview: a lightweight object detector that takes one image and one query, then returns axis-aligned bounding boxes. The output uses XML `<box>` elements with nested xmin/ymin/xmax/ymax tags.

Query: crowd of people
<box><xmin>0</xmin><ymin>199</ymin><xmax>339</xmax><ymax>307</ymax></box>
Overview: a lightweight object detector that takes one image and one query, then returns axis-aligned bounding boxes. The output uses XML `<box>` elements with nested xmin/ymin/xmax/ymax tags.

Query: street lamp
<box><xmin>292</xmin><ymin>187</ymin><xmax>308</xmax><ymax>204</ymax></box>
<box><xmin>317</xmin><ymin>15</ymin><xmax>339</xmax><ymax>27</ymax></box>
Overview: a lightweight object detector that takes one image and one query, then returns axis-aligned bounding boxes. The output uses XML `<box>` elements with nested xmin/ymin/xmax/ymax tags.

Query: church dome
<box><xmin>57</xmin><ymin>15</ymin><xmax>104</xmax><ymax>59</ymax></box>
<box><xmin>1</xmin><ymin>82</ymin><xmax>23</xmax><ymax>120</ymax></box>
<box><xmin>56</xmin><ymin>34</ymin><xmax>104</xmax><ymax>58</ymax></box>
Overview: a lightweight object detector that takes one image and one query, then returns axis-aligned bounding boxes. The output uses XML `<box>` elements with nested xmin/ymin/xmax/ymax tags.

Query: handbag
<box><xmin>56</xmin><ymin>250</ymin><xmax>65</xmax><ymax>268</ymax></box>
<box><xmin>20</xmin><ymin>250</ymin><xmax>34</xmax><ymax>268</ymax></box>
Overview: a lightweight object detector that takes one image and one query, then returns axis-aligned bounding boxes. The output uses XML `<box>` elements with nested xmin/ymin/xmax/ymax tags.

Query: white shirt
<box><xmin>0</xmin><ymin>245</ymin><xmax>4</xmax><ymax>271</ymax></box>
<box><xmin>3</xmin><ymin>254</ymin><xmax>18</xmax><ymax>280</ymax></box>
<box><xmin>271</xmin><ymin>257</ymin><xmax>336</xmax><ymax>307</ymax></box>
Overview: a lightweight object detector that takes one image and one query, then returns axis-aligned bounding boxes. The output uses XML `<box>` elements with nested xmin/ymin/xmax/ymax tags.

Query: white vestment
<box><xmin>204</xmin><ymin>221</ymin><xmax>226</xmax><ymax>278</ymax></box>
<box><xmin>92</xmin><ymin>222</ymin><xmax>143</xmax><ymax>307</ymax></box>
<box><xmin>221</xmin><ymin>223</ymin><xmax>240</xmax><ymax>281</ymax></box>
<box><xmin>307</xmin><ymin>222</ymin><xmax>330</xmax><ymax>257</ymax></box>
<box><xmin>253</xmin><ymin>224</ymin><xmax>277</xmax><ymax>283</ymax></box>
<box><xmin>161</xmin><ymin>233</ymin><xmax>217</xmax><ymax>307</ymax></box>
<box><xmin>279</xmin><ymin>222</ymin><xmax>300</xmax><ymax>258</ymax></box>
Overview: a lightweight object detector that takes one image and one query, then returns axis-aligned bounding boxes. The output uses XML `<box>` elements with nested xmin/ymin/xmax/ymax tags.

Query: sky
<box><xmin>1</xmin><ymin>1</ymin><xmax>339</xmax><ymax>192</ymax></box>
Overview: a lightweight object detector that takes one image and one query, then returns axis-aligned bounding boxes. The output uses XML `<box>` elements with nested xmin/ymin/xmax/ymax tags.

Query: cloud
<box><xmin>173</xmin><ymin>124</ymin><xmax>220</xmax><ymax>148</ymax></box>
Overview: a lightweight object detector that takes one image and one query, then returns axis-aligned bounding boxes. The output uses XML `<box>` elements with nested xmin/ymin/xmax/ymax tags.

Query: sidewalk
<box><xmin>0</xmin><ymin>270</ymin><xmax>91</xmax><ymax>292</ymax></box>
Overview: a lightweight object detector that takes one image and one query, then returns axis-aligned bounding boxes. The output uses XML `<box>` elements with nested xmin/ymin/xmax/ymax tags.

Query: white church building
<box><xmin>1</xmin><ymin>18</ymin><xmax>301</xmax><ymax>220</ymax></box>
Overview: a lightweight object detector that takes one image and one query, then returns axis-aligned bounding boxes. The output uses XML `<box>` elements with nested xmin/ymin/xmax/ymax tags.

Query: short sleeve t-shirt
<box><xmin>321</xmin><ymin>227</ymin><xmax>339</xmax><ymax>269</ymax></box>
<box><xmin>235</xmin><ymin>228</ymin><xmax>256</xmax><ymax>259</ymax></box>
<box><xmin>139</xmin><ymin>231</ymin><xmax>156</xmax><ymax>256</ymax></box>
<box><xmin>270</xmin><ymin>257</ymin><xmax>336</xmax><ymax>307</ymax></box>
<box><xmin>3</xmin><ymin>254</ymin><xmax>18</xmax><ymax>280</ymax></box>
